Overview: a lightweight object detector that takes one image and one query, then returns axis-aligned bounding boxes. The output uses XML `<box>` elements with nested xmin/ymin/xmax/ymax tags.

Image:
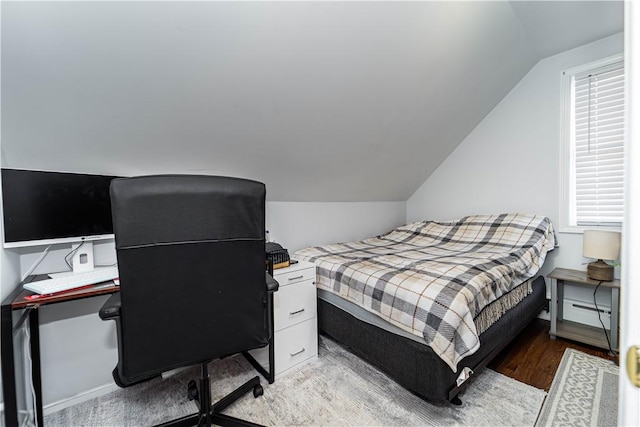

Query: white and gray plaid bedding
<box><xmin>295</xmin><ymin>213</ymin><xmax>556</xmax><ymax>371</ymax></box>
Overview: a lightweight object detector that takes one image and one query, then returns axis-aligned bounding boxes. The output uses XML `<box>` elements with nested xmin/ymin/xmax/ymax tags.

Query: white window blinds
<box><xmin>572</xmin><ymin>61</ymin><xmax>625</xmax><ymax>226</ymax></box>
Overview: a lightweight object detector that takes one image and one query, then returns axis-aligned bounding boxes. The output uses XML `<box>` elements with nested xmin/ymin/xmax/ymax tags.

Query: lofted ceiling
<box><xmin>1</xmin><ymin>1</ymin><xmax>623</xmax><ymax>201</ymax></box>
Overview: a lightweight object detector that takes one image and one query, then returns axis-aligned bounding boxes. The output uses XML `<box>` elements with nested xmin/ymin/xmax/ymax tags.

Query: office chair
<box><xmin>99</xmin><ymin>175</ymin><xmax>278</xmax><ymax>427</ymax></box>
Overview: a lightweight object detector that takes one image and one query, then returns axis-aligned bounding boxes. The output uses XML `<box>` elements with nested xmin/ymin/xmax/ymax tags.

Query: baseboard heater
<box><xmin>562</xmin><ymin>298</ymin><xmax>611</xmax><ymax>330</ymax></box>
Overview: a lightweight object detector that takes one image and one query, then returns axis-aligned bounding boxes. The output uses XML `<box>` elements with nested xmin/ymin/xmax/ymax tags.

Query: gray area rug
<box><xmin>536</xmin><ymin>348</ymin><xmax>618</xmax><ymax>427</ymax></box>
<box><xmin>46</xmin><ymin>336</ymin><xmax>546</xmax><ymax>426</ymax></box>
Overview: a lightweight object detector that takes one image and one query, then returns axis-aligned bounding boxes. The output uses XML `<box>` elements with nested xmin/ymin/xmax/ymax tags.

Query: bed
<box><xmin>295</xmin><ymin>213</ymin><xmax>556</xmax><ymax>403</ymax></box>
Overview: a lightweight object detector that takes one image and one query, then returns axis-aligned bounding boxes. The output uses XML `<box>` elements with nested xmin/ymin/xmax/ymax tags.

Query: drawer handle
<box><xmin>289</xmin><ymin>308</ymin><xmax>305</xmax><ymax>315</ymax></box>
<box><xmin>288</xmin><ymin>275</ymin><xmax>305</xmax><ymax>281</ymax></box>
<box><xmin>290</xmin><ymin>348</ymin><xmax>306</xmax><ymax>357</ymax></box>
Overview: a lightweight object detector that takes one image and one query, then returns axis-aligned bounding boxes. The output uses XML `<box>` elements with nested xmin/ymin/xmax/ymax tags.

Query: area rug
<box><xmin>45</xmin><ymin>336</ymin><xmax>546</xmax><ymax>426</ymax></box>
<box><xmin>536</xmin><ymin>348</ymin><xmax>618</xmax><ymax>427</ymax></box>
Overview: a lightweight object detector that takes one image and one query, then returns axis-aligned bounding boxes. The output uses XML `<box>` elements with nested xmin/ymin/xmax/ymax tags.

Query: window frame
<box><xmin>559</xmin><ymin>54</ymin><xmax>624</xmax><ymax>234</ymax></box>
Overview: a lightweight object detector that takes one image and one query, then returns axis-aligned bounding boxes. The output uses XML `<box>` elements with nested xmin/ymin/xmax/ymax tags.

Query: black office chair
<box><xmin>99</xmin><ymin>175</ymin><xmax>278</xmax><ymax>427</ymax></box>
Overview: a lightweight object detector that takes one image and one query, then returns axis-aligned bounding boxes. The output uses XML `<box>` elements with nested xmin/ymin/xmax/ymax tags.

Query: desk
<box><xmin>1</xmin><ymin>276</ymin><xmax>119</xmax><ymax>427</ymax></box>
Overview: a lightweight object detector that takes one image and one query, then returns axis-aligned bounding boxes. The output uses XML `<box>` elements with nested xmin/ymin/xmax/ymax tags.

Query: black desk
<box><xmin>1</xmin><ymin>277</ymin><xmax>119</xmax><ymax>427</ymax></box>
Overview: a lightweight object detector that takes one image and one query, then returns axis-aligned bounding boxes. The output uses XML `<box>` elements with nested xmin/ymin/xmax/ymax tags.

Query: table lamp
<box><xmin>583</xmin><ymin>230</ymin><xmax>621</xmax><ymax>281</ymax></box>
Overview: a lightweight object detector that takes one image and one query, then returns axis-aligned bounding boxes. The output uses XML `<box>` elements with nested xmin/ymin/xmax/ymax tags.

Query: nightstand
<box><xmin>248</xmin><ymin>260</ymin><xmax>318</xmax><ymax>379</ymax></box>
<box><xmin>548</xmin><ymin>267</ymin><xmax>620</xmax><ymax>351</ymax></box>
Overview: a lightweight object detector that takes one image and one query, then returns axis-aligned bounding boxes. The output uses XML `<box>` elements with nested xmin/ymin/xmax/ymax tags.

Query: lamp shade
<box><xmin>583</xmin><ymin>230</ymin><xmax>621</xmax><ymax>261</ymax></box>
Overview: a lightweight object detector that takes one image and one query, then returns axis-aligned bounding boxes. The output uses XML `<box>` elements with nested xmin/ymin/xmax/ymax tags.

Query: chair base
<box><xmin>156</xmin><ymin>363</ymin><xmax>264</xmax><ymax>427</ymax></box>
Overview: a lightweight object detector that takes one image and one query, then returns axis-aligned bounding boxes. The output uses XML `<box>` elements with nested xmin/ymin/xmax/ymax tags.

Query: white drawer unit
<box><xmin>273</xmin><ymin>317</ymin><xmax>318</xmax><ymax>374</ymax></box>
<box><xmin>249</xmin><ymin>260</ymin><xmax>318</xmax><ymax>379</ymax></box>
<box><xmin>274</xmin><ymin>275</ymin><xmax>317</xmax><ymax>331</ymax></box>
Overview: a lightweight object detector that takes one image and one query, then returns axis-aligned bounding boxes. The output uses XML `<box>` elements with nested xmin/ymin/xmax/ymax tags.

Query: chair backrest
<box><xmin>110</xmin><ymin>175</ymin><xmax>268</xmax><ymax>384</ymax></box>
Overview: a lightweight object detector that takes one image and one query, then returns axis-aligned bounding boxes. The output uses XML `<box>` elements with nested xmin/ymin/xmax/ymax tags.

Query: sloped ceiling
<box><xmin>1</xmin><ymin>1</ymin><xmax>623</xmax><ymax>201</ymax></box>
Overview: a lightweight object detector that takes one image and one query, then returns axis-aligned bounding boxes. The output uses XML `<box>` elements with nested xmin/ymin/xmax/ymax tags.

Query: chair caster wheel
<box><xmin>253</xmin><ymin>384</ymin><xmax>264</xmax><ymax>398</ymax></box>
<box><xmin>187</xmin><ymin>380</ymin><xmax>198</xmax><ymax>401</ymax></box>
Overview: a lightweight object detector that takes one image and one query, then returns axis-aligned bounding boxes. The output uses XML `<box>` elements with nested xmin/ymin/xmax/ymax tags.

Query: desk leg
<box><xmin>29</xmin><ymin>309</ymin><xmax>44</xmax><ymax>427</ymax></box>
<box><xmin>1</xmin><ymin>304</ymin><xmax>19</xmax><ymax>427</ymax></box>
<box><xmin>550</xmin><ymin>278</ymin><xmax>557</xmax><ymax>339</ymax></box>
<box><xmin>611</xmin><ymin>287</ymin><xmax>620</xmax><ymax>351</ymax></box>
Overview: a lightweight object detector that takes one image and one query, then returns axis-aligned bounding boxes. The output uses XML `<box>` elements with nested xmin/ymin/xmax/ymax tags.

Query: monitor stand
<box><xmin>71</xmin><ymin>241</ymin><xmax>95</xmax><ymax>273</ymax></box>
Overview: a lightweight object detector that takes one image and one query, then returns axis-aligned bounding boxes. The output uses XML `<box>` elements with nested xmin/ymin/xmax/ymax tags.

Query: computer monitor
<box><xmin>1</xmin><ymin>169</ymin><xmax>120</xmax><ymax>271</ymax></box>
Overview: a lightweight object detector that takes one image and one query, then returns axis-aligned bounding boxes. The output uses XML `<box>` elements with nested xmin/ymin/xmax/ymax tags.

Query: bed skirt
<box><xmin>317</xmin><ymin>275</ymin><xmax>547</xmax><ymax>402</ymax></box>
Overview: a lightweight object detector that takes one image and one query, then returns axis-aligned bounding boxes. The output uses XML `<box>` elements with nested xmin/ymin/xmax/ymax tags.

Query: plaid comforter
<box><xmin>295</xmin><ymin>213</ymin><xmax>556</xmax><ymax>371</ymax></box>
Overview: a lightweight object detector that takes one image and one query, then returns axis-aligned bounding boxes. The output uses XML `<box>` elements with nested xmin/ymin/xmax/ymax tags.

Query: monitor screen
<box><xmin>2</xmin><ymin>169</ymin><xmax>120</xmax><ymax>248</ymax></box>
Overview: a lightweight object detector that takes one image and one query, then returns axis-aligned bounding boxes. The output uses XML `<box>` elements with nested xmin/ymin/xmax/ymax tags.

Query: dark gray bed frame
<box><xmin>317</xmin><ymin>275</ymin><xmax>546</xmax><ymax>403</ymax></box>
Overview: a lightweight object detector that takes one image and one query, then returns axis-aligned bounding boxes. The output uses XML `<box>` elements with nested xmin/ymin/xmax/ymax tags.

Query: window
<box><xmin>560</xmin><ymin>55</ymin><xmax>625</xmax><ymax>231</ymax></box>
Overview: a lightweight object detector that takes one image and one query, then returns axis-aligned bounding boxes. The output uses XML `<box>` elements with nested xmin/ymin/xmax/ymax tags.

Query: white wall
<box><xmin>407</xmin><ymin>32</ymin><xmax>624</xmax><ymax>281</ymax></box>
<box><xmin>267</xmin><ymin>201</ymin><xmax>406</xmax><ymax>253</ymax></box>
<box><xmin>1</xmin><ymin>1</ymin><xmax>540</xmax><ymax>203</ymax></box>
<box><xmin>1</xmin><ymin>201</ymin><xmax>404</xmax><ymax>410</ymax></box>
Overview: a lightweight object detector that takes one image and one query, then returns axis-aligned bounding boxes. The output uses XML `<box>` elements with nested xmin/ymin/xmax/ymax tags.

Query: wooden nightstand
<box><xmin>249</xmin><ymin>260</ymin><xmax>318</xmax><ymax>379</ymax></box>
<box><xmin>548</xmin><ymin>267</ymin><xmax>620</xmax><ymax>351</ymax></box>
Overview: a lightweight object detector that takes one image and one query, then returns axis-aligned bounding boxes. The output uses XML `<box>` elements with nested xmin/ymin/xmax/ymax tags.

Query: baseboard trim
<box><xmin>43</xmin><ymin>382</ymin><xmax>119</xmax><ymax>416</ymax></box>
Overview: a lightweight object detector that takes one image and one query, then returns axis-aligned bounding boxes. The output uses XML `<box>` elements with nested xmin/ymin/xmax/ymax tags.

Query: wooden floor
<box><xmin>488</xmin><ymin>318</ymin><xmax>617</xmax><ymax>391</ymax></box>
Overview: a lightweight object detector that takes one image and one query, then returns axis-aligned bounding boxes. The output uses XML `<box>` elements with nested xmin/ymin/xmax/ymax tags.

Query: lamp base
<box><xmin>587</xmin><ymin>259</ymin><xmax>614</xmax><ymax>281</ymax></box>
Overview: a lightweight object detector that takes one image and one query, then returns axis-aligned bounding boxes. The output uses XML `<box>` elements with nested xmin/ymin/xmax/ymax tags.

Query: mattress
<box><xmin>317</xmin><ymin>277</ymin><xmax>534</xmax><ymax>346</ymax></box>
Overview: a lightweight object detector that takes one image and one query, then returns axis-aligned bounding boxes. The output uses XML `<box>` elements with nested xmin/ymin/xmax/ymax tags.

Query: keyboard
<box><xmin>24</xmin><ymin>266</ymin><xmax>119</xmax><ymax>295</ymax></box>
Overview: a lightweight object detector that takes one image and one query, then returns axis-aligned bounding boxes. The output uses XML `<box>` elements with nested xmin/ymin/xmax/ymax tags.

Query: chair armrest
<box><xmin>266</xmin><ymin>272</ymin><xmax>279</xmax><ymax>293</ymax></box>
<box><xmin>99</xmin><ymin>293</ymin><xmax>121</xmax><ymax>320</ymax></box>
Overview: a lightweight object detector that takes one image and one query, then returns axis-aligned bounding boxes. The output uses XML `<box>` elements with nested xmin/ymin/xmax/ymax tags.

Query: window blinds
<box><xmin>573</xmin><ymin>61</ymin><xmax>625</xmax><ymax>226</ymax></box>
